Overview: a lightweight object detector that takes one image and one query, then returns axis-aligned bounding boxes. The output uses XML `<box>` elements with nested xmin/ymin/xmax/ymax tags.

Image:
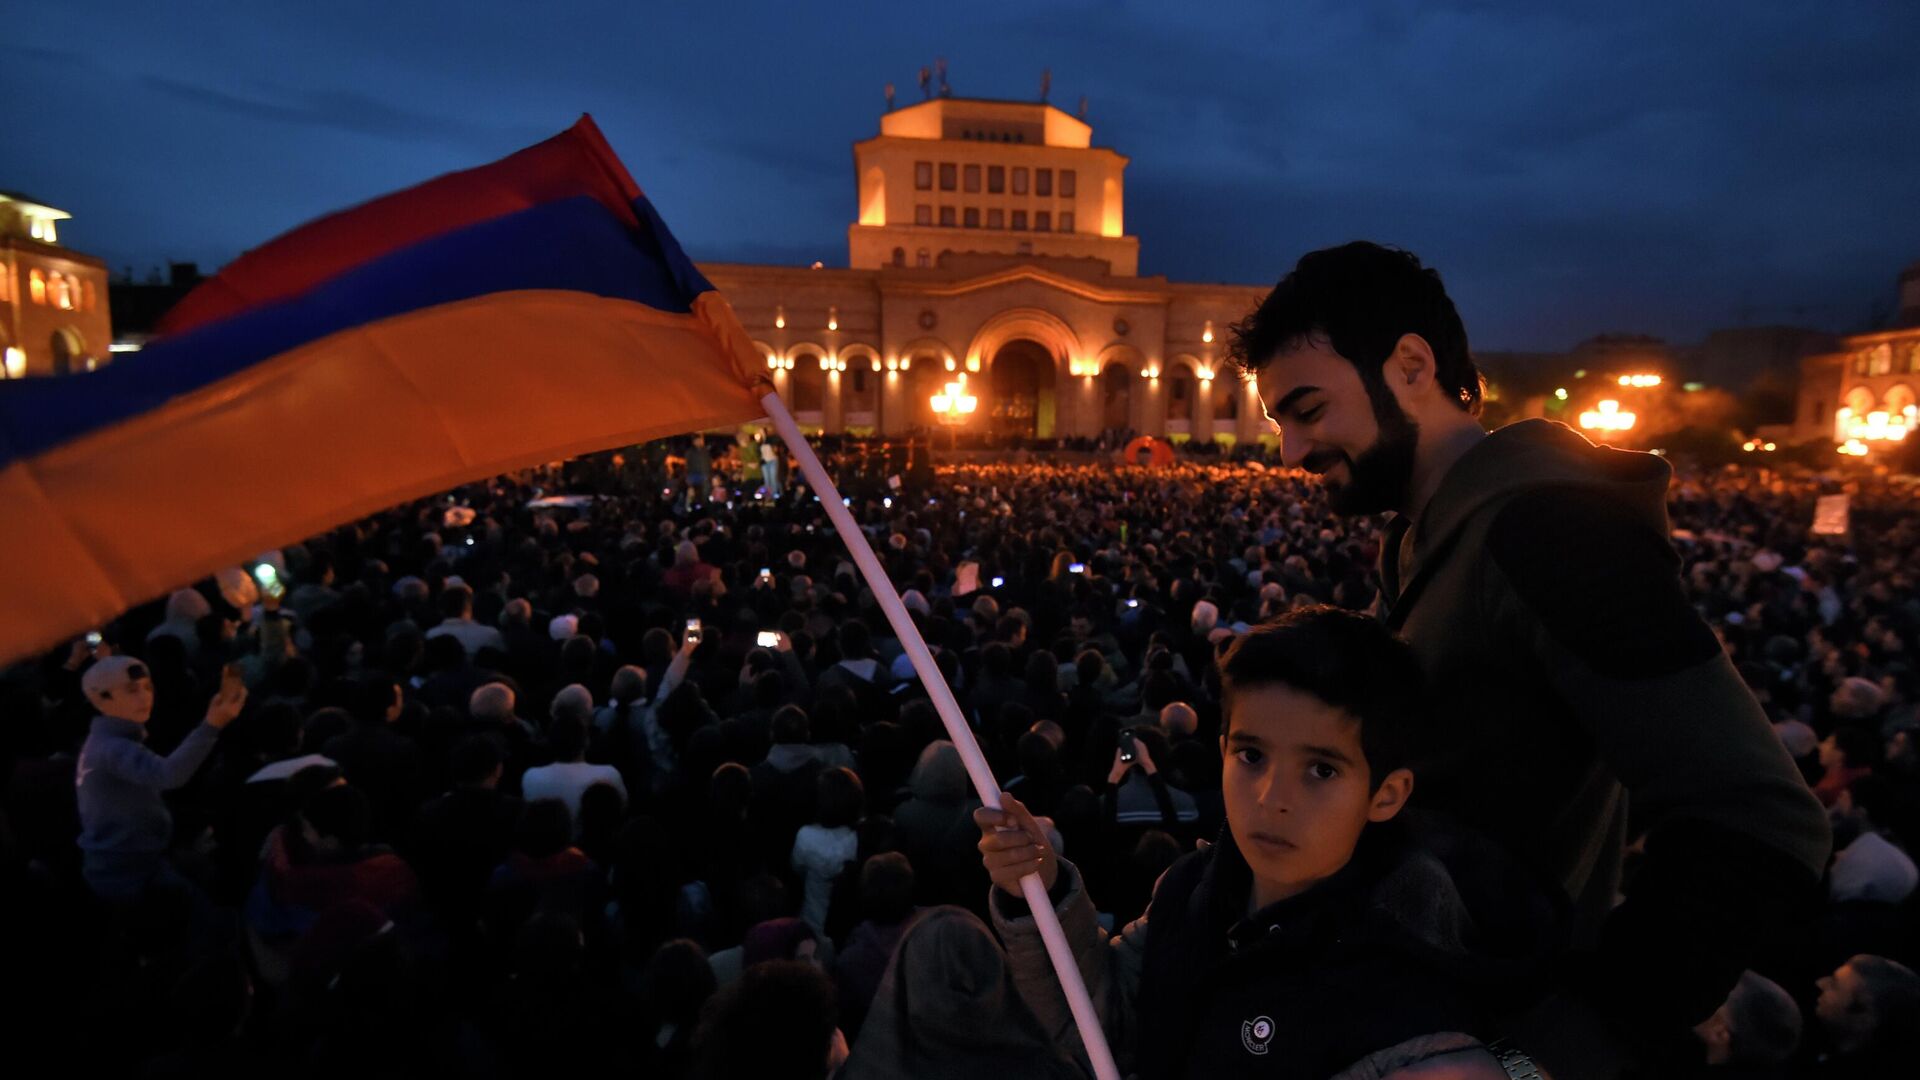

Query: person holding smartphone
<box><xmin>75</xmin><ymin>658</ymin><xmax>247</xmax><ymax>902</ymax></box>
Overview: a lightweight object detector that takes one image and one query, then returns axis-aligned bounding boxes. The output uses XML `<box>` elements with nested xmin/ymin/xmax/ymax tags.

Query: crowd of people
<box><xmin>0</xmin><ymin>434</ymin><xmax>1915</xmax><ymax>1078</ymax></box>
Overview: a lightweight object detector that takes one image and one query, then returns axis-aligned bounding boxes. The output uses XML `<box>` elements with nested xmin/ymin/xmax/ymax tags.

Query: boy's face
<box><xmin>1220</xmin><ymin>683</ymin><xmax>1412</xmax><ymax>909</ymax></box>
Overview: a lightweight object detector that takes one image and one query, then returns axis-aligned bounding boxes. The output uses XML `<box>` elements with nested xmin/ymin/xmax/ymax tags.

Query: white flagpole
<box><xmin>760</xmin><ymin>391</ymin><xmax>1121</xmax><ymax>1080</ymax></box>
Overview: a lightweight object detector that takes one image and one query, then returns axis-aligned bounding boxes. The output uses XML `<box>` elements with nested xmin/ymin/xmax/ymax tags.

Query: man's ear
<box><xmin>1383</xmin><ymin>333</ymin><xmax>1436</xmax><ymax>393</ymax></box>
<box><xmin>1366</xmin><ymin>767</ymin><xmax>1415</xmax><ymax>823</ymax></box>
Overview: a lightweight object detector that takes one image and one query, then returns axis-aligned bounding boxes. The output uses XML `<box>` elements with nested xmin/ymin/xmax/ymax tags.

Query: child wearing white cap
<box><xmin>74</xmin><ymin>654</ymin><xmax>246</xmax><ymax>901</ymax></box>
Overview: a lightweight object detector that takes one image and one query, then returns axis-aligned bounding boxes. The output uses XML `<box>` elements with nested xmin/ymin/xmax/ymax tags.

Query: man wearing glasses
<box><xmin>75</xmin><ymin>653</ymin><xmax>247</xmax><ymax>902</ymax></box>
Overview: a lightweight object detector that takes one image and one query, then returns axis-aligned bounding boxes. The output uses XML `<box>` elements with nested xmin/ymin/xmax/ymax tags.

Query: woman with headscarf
<box><xmin>840</xmin><ymin>906</ymin><xmax>1083</xmax><ymax>1080</ymax></box>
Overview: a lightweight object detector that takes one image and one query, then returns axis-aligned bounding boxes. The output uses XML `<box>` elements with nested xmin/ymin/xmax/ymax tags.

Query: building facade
<box><xmin>698</xmin><ymin>97</ymin><xmax>1269</xmax><ymax>441</ymax></box>
<box><xmin>1790</xmin><ymin>261</ymin><xmax>1920</xmax><ymax>449</ymax></box>
<box><xmin>0</xmin><ymin>191</ymin><xmax>111</xmax><ymax>378</ymax></box>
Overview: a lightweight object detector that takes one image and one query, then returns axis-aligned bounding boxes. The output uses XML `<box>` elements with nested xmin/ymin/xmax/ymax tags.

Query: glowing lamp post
<box><xmin>1835</xmin><ymin>405</ymin><xmax>1913</xmax><ymax>459</ymax></box>
<box><xmin>931</xmin><ymin>379</ymin><xmax>977</xmax><ymax>449</ymax></box>
<box><xmin>1578</xmin><ymin>399</ymin><xmax>1636</xmax><ymax>434</ymax></box>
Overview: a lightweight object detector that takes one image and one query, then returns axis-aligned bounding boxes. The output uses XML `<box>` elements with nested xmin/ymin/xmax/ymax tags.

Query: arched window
<box><xmin>52</xmin><ymin>273</ymin><xmax>73</xmax><ymax>311</ymax></box>
<box><xmin>29</xmin><ymin>269</ymin><xmax>47</xmax><ymax>305</ymax></box>
<box><xmin>1885</xmin><ymin>384</ymin><xmax>1916</xmax><ymax>417</ymax></box>
<box><xmin>1218</xmin><ymin>377</ymin><xmax>1242</xmax><ymax>419</ymax></box>
<box><xmin>916</xmin><ymin>249</ymin><xmax>930</xmax><ymax>268</ymax></box>
<box><xmin>892</xmin><ymin>247</ymin><xmax>906</xmax><ymax>268</ymax></box>
<box><xmin>1167</xmin><ymin>368</ymin><xmax>1195</xmax><ymax>422</ymax></box>
<box><xmin>1908</xmin><ymin>342</ymin><xmax>1920</xmax><ymax>375</ymax></box>
<box><xmin>50</xmin><ymin>327</ymin><xmax>83</xmax><ymax>376</ymax></box>
<box><xmin>788</xmin><ymin>353</ymin><xmax>825</xmax><ymax>413</ymax></box>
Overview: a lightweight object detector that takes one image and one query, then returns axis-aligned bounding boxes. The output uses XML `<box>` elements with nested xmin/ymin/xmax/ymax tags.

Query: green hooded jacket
<box><xmin>1377</xmin><ymin>419</ymin><xmax>1830</xmax><ymax>1067</ymax></box>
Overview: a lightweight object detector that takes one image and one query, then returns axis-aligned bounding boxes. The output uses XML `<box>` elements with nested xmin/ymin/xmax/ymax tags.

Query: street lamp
<box><xmin>931</xmin><ymin>378</ymin><xmax>977</xmax><ymax>449</ymax></box>
<box><xmin>1579</xmin><ymin>399</ymin><xmax>1636</xmax><ymax>433</ymax></box>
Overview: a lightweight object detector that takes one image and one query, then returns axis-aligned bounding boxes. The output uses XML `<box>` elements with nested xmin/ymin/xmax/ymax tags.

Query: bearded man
<box><xmin>1228</xmin><ymin>242</ymin><xmax>1828</xmax><ymax>1079</ymax></box>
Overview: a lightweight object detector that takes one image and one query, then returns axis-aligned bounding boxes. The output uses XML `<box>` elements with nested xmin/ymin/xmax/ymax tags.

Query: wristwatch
<box><xmin>1485</xmin><ymin>1040</ymin><xmax>1545</xmax><ymax>1080</ymax></box>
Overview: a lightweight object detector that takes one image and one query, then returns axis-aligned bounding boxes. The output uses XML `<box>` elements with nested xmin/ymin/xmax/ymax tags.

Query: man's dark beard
<box><xmin>1315</xmin><ymin>382</ymin><xmax>1420</xmax><ymax>515</ymax></box>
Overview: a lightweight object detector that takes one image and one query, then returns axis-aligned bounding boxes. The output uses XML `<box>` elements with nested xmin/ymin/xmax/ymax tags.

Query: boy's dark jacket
<box><xmin>1377</xmin><ymin>420</ymin><xmax>1829</xmax><ymax>1067</ymax></box>
<box><xmin>990</xmin><ymin>814</ymin><xmax>1563</xmax><ymax>1079</ymax></box>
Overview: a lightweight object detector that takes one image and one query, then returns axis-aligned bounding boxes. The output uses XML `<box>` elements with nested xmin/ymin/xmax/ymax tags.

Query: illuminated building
<box><xmin>1791</xmin><ymin>260</ymin><xmax>1920</xmax><ymax>452</ymax></box>
<box><xmin>0</xmin><ymin>191</ymin><xmax>112</xmax><ymax>378</ymax></box>
<box><xmin>698</xmin><ymin>94</ymin><xmax>1267</xmax><ymax>440</ymax></box>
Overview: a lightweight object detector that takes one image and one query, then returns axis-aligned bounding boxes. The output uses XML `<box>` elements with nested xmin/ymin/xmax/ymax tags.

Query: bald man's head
<box><xmin>1159</xmin><ymin>701</ymin><xmax>1198</xmax><ymax>739</ymax></box>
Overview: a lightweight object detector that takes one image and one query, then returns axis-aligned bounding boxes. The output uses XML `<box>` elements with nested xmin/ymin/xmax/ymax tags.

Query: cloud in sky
<box><xmin>1</xmin><ymin>0</ymin><xmax>1914</xmax><ymax>349</ymax></box>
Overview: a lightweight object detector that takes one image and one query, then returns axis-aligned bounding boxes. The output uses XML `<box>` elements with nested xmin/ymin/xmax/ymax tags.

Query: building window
<box><xmin>1059</xmin><ymin>211</ymin><xmax>1075</xmax><ymax>234</ymax></box>
<box><xmin>892</xmin><ymin>247</ymin><xmax>906</xmax><ymax>267</ymax></box>
<box><xmin>1012</xmin><ymin>167</ymin><xmax>1029</xmax><ymax>195</ymax></box>
<box><xmin>987</xmin><ymin>166</ymin><xmax>1004</xmax><ymax>194</ymax></box>
<box><xmin>1909</xmin><ymin>343</ymin><xmax>1920</xmax><ymax>374</ymax></box>
<box><xmin>1036</xmin><ymin>168</ymin><xmax>1053</xmax><ymax>197</ymax></box>
<box><xmin>852</xmin><ymin>370</ymin><xmax>869</xmax><ymax>394</ymax></box>
<box><xmin>963</xmin><ymin>164</ymin><xmax>981</xmax><ymax>193</ymax></box>
<box><xmin>917</xmin><ymin>248</ymin><xmax>931</xmax><ymax>268</ymax></box>
<box><xmin>987</xmin><ymin>208</ymin><xmax>1004</xmax><ymax>229</ymax></box>
<box><xmin>939</xmin><ymin>206</ymin><xmax>956</xmax><ymax>227</ymax></box>
<box><xmin>1870</xmin><ymin>344</ymin><xmax>1893</xmax><ymax>375</ymax></box>
<box><xmin>1854</xmin><ymin>352</ymin><xmax>1871</xmax><ymax>375</ymax></box>
<box><xmin>915</xmin><ymin>204</ymin><xmax>932</xmax><ymax>226</ymax></box>
<box><xmin>963</xmin><ymin>207</ymin><xmax>980</xmax><ymax>228</ymax></box>
<box><xmin>1060</xmin><ymin>170</ymin><xmax>1076</xmax><ymax>198</ymax></box>
<box><xmin>29</xmin><ymin>269</ymin><xmax>46</xmax><ymax>305</ymax></box>
<box><xmin>1011</xmin><ymin>210</ymin><xmax>1028</xmax><ymax>231</ymax></box>
<box><xmin>939</xmin><ymin>163</ymin><xmax>957</xmax><ymax>191</ymax></box>
<box><xmin>1035</xmin><ymin>211</ymin><xmax>1051</xmax><ymax>232</ymax></box>
<box><xmin>915</xmin><ymin>162</ymin><xmax>932</xmax><ymax>190</ymax></box>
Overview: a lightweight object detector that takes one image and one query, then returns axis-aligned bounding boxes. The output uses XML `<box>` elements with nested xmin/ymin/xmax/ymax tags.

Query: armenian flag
<box><xmin>0</xmin><ymin>117</ymin><xmax>769</xmax><ymax>665</ymax></box>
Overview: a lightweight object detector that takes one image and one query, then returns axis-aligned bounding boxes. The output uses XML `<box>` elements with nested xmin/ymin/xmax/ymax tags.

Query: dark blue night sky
<box><xmin>5</xmin><ymin>0</ymin><xmax>1917</xmax><ymax>350</ymax></box>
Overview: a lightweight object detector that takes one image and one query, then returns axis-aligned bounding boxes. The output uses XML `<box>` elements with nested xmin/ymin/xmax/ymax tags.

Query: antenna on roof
<box><xmin>1040</xmin><ymin>68</ymin><xmax>1051</xmax><ymax>103</ymax></box>
<box><xmin>936</xmin><ymin>57</ymin><xmax>950</xmax><ymax>97</ymax></box>
<box><xmin>918</xmin><ymin>66</ymin><xmax>932</xmax><ymax>100</ymax></box>
<box><xmin>884</xmin><ymin>82</ymin><xmax>895</xmax><ymax>111</ymax></box>
<box><xmin>1077</xmin><ymin>94</ymin><xmax>1089</xmax><ymax>119</ymax></box>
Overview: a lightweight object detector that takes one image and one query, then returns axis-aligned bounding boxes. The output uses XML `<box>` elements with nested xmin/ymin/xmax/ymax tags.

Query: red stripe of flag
<box><xmin>156</xmin><ymin>115</ymin><xmax>643</xmax><ymax>337</ymax></box>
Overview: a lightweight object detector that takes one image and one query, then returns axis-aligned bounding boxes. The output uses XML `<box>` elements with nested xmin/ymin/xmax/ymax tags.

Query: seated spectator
<box><xmin>407</xmin><ymin>735</ymin><xmax>523</xmax><ymax>921</ymax></box>
<box><xmin>1158</xmin><ymin>700</ymin><xmax>1200</xmax><ymax>742</ymax></box>
<box><xmin>636</xmin><ymin>938</ymin><xmax>718</xmax><ymax>1079</ymax></box>
<box><xmin>752</xmin><ymin>705</ymin><xmax>826</xmax><ymax>863</ymax></box>
<box><xmin>522</xmin><ymin>710</ymin><xmax>628</xmax><ymax>828</ymax></box>
<box><xmin>840</xmin><ymin>906</ymin><xmax>1081</xmax><ymax>1080</ymax></box>
<box><xmin>792</xmin><ymin>767</ymin><xmax>863</xmax><ymax>931</ymax></box>
<box><xmin>1692</xmin><ymin>969</ymin><xmax>1802</xmax><ymax>1071</ymax></box>
<box><xmin>321</xmin><ymin>676</ymin><xmax>420</xmax><ymax>840</ymax></box>
<box><xmin>1814</xmin><ymin>727</ymin><xmax>1881</xmax><ymax>808</ymax></box>
<box><xmin>832</xmin><ymin>851</ymin><xmax>917</xmax><ymax>1038</ymax></box>
<box><xmin>1105</xmin><ymin>724</ymin><xmax>1201</xmax><ymax>835</ymax></box>
<box><xmin>489</xmin><ymin>798</ymin><xmax>598</xmax><ymax>923</ymax></box>
<box><xmin>1829</xmin><ymin>776</ymin><xmax>1918</xmax><ymax>905</ymax></box>
<box><xmin>1812</xmin><ymin>954</ymin><xmax>1920</xmax><ymax>1075</ymax></box>
<box><xmin>688</xmin><ymin>959</ymin><xmax>847</xmax><ymax>1080</ymax></box>
<box><xmin>424</xmin><ymin>584</ymin><xmax>506</xmax><ymax>659</ymax></box>
<box><xmin>894</xmin><ymin>740</ymin><xmax>985</xmax><ymax>909</ymax></box>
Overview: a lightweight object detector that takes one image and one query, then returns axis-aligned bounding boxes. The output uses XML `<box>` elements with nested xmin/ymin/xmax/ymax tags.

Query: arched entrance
<box><xmin>51</xmin><ymin>327</ymin><xmax>85</xmax><ymax>376</ymax></box>
<box><xmin>964</xmin><ymin>309</ymin><xmax>1078</xmax><ymax>440</ymax></box>
<box><xmin>1100</xmin><ymin>363</ymin><xmax>1133</xmax><ymax>434</ymax></box>
<box><xmin>1166</xmin><ymin>365</ymin><xmax>1196</xmax><ymax>435</ymax></box>
<box><xmin>987</xmin><ymin>339</ymin><xmax>1054</xmax><ymax>438</ymax></box>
